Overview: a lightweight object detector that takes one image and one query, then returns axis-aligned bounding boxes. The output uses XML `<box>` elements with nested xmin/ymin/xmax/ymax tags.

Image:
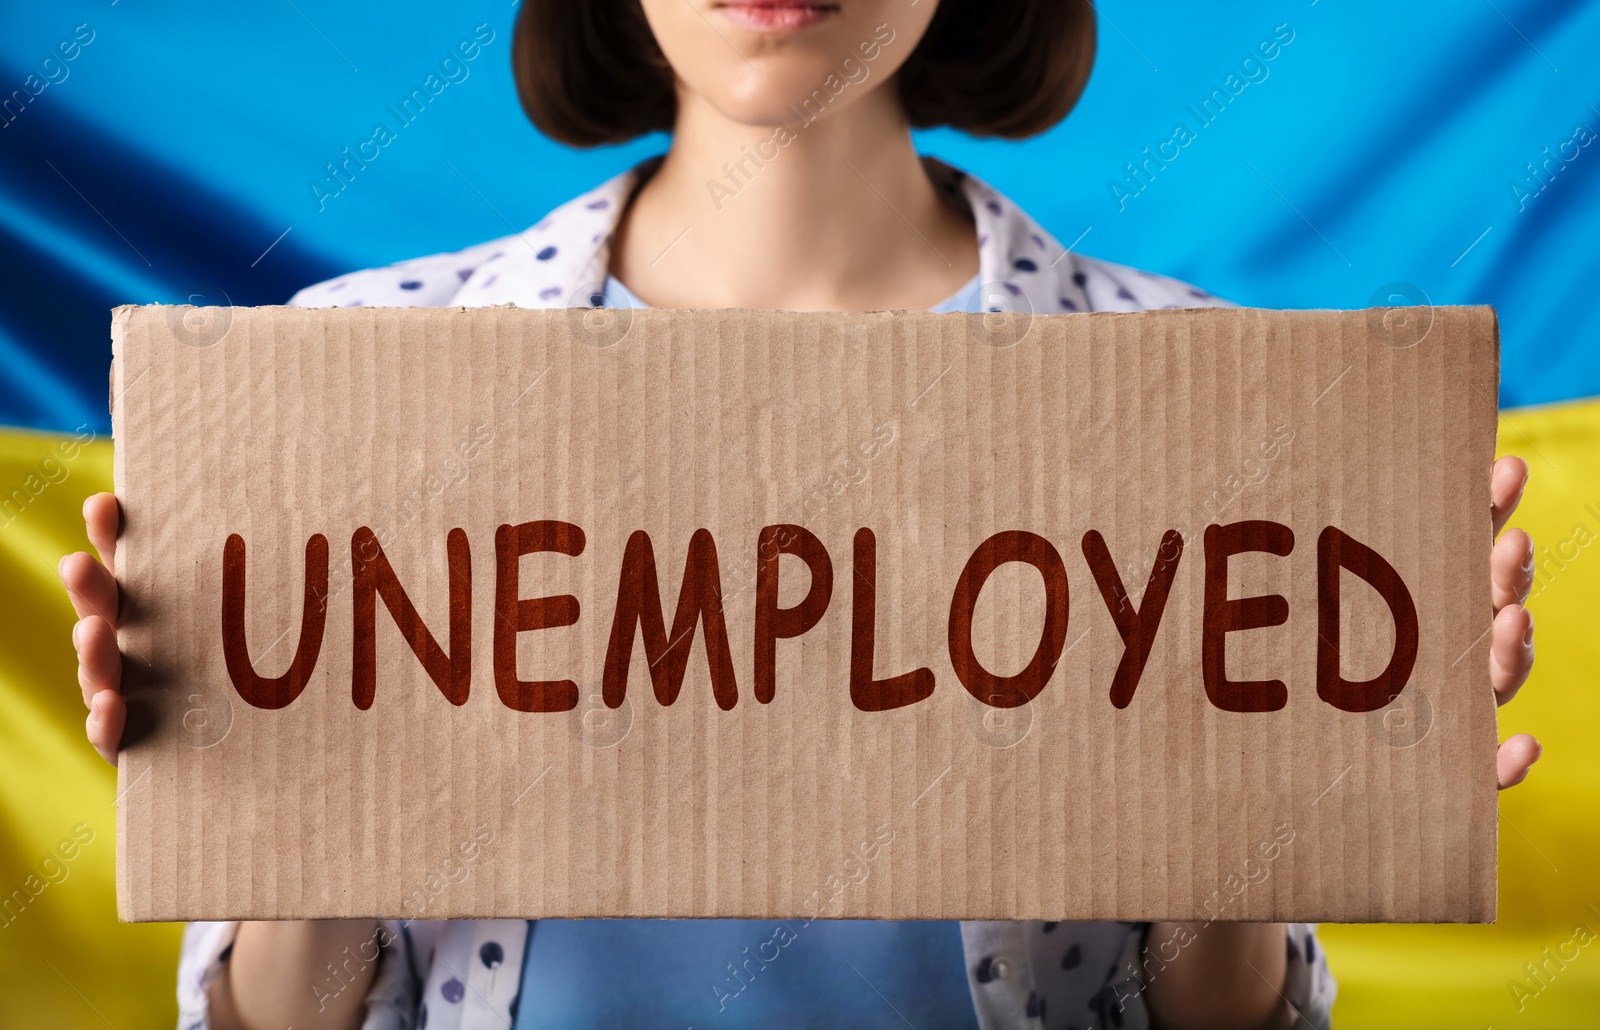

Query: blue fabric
<box><xmin>2</xmin><ymin>0</ymin><xmax>1597</xmax><ymax>435</ymax></box>
<box><xmin>506</xmin><ymin>272</ymin><xmax>986</xmax><ymax>1030</ymax></box>
<box><xmin>513</xmin><ymin>918</ymin><xmax>979</xmax><ymax>1029</ymax></box>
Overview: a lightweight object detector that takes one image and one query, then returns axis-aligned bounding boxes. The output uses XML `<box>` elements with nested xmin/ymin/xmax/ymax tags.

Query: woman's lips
<box><xmin>717</xmin><ymin>1</ymin><xmax>837</xmax><ymax>32</ymax></box>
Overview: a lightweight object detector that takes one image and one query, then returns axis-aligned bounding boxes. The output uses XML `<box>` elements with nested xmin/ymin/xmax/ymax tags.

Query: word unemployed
<box><xmin>222</xmin><ymin>520</ymin><xmax>1417</xmax><ymax>717</ymax></box>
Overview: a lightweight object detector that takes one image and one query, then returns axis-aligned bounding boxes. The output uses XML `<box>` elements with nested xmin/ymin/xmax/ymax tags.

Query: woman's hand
<box><xmin>1145</xmin><ymin>922</ymin><xmax>1295</xmax><ymax>1030</ymax></box>
<box><xmin>1489</xmin><ymin>456</ymin><xmax>1539</xmax><ymax>789</ymax></box>
<box><xmin>59</xmin><ymin>493</ymin><xmax>379</xmax><ymax>1028</ymax></box>
<box><xmin>59</xmin><ymin>492</ymin><xmax>125</xmax><ymax>765</ymax></box>
<box><xmin>208</xmin><ymin>920</ymin><xmax>382</xmax><ymax>1030</ymax></box>
<box><xmin>1147</xmin><ymin>458</ymin><xmax>1541</xmax><ymax>1030</ymax></box>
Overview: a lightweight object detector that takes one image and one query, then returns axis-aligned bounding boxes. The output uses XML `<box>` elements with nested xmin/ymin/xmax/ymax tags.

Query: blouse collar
<box><xmin>454</xmin><ymin>157</ymin><xmax>1094</xmax><ymax>316</ymax></box>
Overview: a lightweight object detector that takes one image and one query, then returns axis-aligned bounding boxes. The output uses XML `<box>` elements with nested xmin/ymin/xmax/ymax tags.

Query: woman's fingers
<box><xmin>1489</xmin><ymin>602</ymin><xmax>1534</xmax><ymax>705</ymax></box>
<box><xmin>1491</xmin><ymin>527</ymin><xmax>1534</xmax><ymax>612</ymax></box>
<box><xmin>78</xmin><ymin>606</ymin><xmax>126</xmax><ymax>766</ymax></box>
<box><xmin>84</xmin><ymin>493</ymin><xmax>120</xmax><ymax>575</ymax></box>
<box><xmin>86</xmin><ymin>688</ymin><xmax>126</xmax><ymax>766</ymax></box>
<box><xmin>59</xmin><ymin>550</ymin><xmax>119</xmax><ymax>626</ymax></box>
<box><xmin>1490</xmin><ymin>456</ymin><xmax>1528</xmax><ymax>538</ymax></box>
<box><xmin>73</xmin><ymin>615</ymin><xmax>121</xmax><ymax>709</ymax></box>
<box><xmin>61</xmin><ymin>494</ymin><xmax>123</xmax><ymax>625</ymax></box>
<box><xmin>1497</xmin><ymin>733</ymin><xmax>1541</xmax><ymax>789</ymax></box>
<box><xmin>66</xmin><ymin>493</ymin><xmax>127</xmax><ymax>765</ymax></box>
<box><xmin>1487</xmin><ymin>459</ymin><xmax>1538</xmax><ymax>789</ymax></box>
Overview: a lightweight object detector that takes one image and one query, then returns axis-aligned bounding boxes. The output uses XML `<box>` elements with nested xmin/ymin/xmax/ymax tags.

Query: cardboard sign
<box><xmin>111</xmin><ymin>303</ymin><xmax>1498</xmax><ymax>923</ymax></box>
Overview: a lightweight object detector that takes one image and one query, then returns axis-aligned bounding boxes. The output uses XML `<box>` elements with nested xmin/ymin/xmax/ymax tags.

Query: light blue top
<box><xmin>512</xmin><ymin>917</ymin><xmax>979</xmax><ymax>1028</ymax></box>
<box><xmin>601</xmin><ymin>273</ymin><xmax>985</xmax><ymax>313</ymax></box>
<box><xmin>512</xmin><ymin>271</ymin><xmax>986</xmax><ymax>1030</ymax></box>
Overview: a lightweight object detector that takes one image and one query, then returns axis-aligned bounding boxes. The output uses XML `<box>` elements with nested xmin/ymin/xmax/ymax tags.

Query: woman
<box><xmin>60</xmin><ymin>1</ymin><xmax>1541</xmax><ymax>1027</ymax></box>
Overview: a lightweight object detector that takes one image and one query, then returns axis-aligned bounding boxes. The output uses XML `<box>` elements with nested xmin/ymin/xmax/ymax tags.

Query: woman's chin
<box><xmin>703</xmin><ymin>73</ymin><xmax>859</xmax><ymax>128</ymax></box>
<box><xmin>712</xmin><ymin>98</ymin><xmax>816</xmax><ymax>129</ymax></box>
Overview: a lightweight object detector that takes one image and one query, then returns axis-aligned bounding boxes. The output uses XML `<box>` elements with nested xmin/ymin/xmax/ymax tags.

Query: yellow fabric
<box><xmin>1</xmin><ymin>400</ymin><xmax>1597</xmax><ymax>1027</ymax></box>
<box><xmin>0</xmin><ymin>426</ymin><xmax>183</xmax><ymax>1029</ymax></box>
<box><xmin>1322</xmin><ymin>399</ymin><xmax>1600</xmax><ymax>1026</ymax></box>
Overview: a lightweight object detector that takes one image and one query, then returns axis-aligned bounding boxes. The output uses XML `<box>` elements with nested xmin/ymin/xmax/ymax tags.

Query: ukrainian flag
<box><xmin>2</xmin><ymin>2</ymin><xmax>1597</xmax><ymax>1025</ymax></box>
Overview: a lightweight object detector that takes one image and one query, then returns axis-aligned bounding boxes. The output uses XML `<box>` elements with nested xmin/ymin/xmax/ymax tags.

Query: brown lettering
<box><xmin>949</xmin><ymin>531</ymin><xmax>1069</xmax><ymax>709</ymax></box>
<box><xmin>1202</xmin><ymin>520</ymin><xmax>1294</xmax><ymax>712</ymax></box>
<box><xmin>493</xmin><ymin>520</ymin><xmax>586</xmax><ymax>713</ymax></box>
<box><xmin>222</xmin><ymin>532</ymin><xmax>329</xmax><ymax>710</ymax></box>
<box><xmin>850</xmin><ymin>528</ymin><xmax>934</xmax><ymax>711</ymax></box>
<box><xmin>1316</xmin><ymin>526</ymin><xmax>1420</xmax><ymax>712</ymax></box>
<box><xmin>753</xmin><ymin>525</ymin><xmax>833</xmax><ymax>704</ymax></box>
<box><xmin>603</xmin><ymin>529</ymin><xmax>738</xmax><ymax>710</ymax></box>
<box><xmin>351</xmin><ymin>527</ymin><xmax>471</xmax><ymax>710</ymax></box>
<box><xmin>1082</xmin><ymin>529</ymin><xmax>1184</xmax><ymax>709</ymax></box>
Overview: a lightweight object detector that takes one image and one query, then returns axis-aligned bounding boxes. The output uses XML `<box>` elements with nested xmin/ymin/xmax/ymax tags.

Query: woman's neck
<box><xmin>609</xmin><ymin>84</ymin><xmax>979</xmax><ymax>311</ymax></box>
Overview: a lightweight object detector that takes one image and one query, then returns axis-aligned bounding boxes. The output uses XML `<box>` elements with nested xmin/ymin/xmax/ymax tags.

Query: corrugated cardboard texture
<box><xmin>111</xmin><ymin>304</ymin><xmax>1498</xmax><ymax>923</ymax></box>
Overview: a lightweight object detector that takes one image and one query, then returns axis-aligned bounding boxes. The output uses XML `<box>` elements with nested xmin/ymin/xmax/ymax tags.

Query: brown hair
<box><xmin>512</xmin><ymin>0</ymin><xmax>1096</xmax><ymax>146</ymax></box>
